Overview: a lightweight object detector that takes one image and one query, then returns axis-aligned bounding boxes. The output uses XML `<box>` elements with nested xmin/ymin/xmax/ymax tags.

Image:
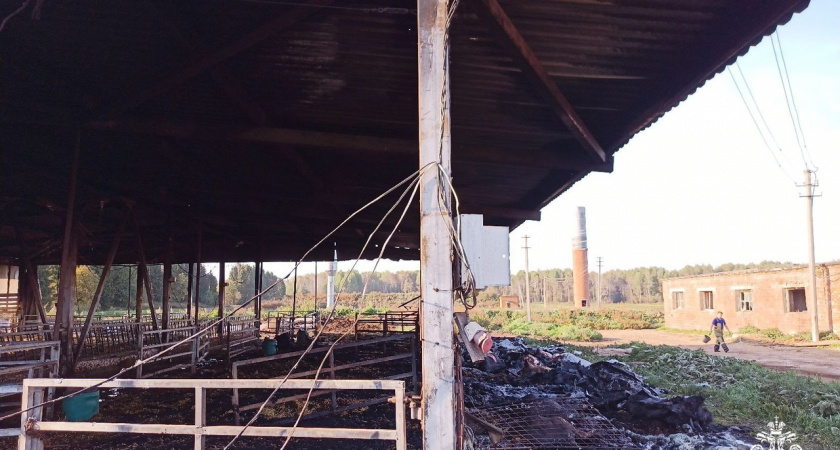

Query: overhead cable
<box><xmin>727</xmin><ymin>67</ymin><xmax>796</xmax><ymax>183</ymax></box>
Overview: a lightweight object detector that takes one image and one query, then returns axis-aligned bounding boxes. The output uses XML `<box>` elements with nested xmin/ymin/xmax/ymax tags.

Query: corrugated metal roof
<box><xmin>0</xmin><ymin>0</ymin><xmax>810</xmax><ymax>264</ymax></box>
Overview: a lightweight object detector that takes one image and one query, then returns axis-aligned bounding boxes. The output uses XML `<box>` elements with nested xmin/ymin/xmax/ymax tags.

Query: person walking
<box><xmin>709</xmin><ymin>311</ymin><xmax>732</xmax><ymax>352</ymax></box>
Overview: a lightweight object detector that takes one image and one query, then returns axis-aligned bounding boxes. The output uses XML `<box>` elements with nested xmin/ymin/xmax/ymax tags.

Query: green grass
<box><xmin>500</xmin><ymin>317</ymin><xmax>603</xmax><ymax>341</ymax></box>
<box><xmin>568</xmin><ymin>343</ymin><xmax>840</xmax><ymax>449</ymax></box>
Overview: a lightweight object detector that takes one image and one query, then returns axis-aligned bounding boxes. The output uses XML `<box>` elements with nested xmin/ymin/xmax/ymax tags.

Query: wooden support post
<box><xmin>15</xmin><ymin>226</ymin><xmax>48</xmax><ymax>324</ymax></box>
<box><xmin>254</xmin><ymin>261</ymin><xmax>262</xmax><ymax>319</ymax></box>
<box><xmin>73</xmin><ymin>211</ymin><xmax>129</xmax><ymax>365</ymax></box>
<box><xmin>162</xmin><ymin>260</ymin><xmax>172</xmax><ymax>332</ymax></box>
<box><xmin>135</xmin><ymin>265</ymin><xmax>143</xmax><ymax>323</ymax></box>
<box><xmin>54</xmin><ymin>222</ymin><xmax>78</xmax><ymax>377</ymax></box>
<box><xmin>54</xmin><ymin>134</ymin><xmax>81</xmax><ymax>377</ymax></box>
<box><xmin>418</xmin><ymin>1</ymin><xmax>455</xmax><ymax>448</ymax></box>
<box><xmin>291</xmin><ymin>265</ymin><xmax>297</xmax><ymax>319</ymax></box>
<box><xmin>135</xmin><ymin>231</ymin><xmax>159</xmax><ymax>331</ymax></box>
<box><xmin>186</xmin><ymin>263</ymin><xmax>194</xmax><ymax>321</ymax></box>
<box><xmin>218</xmin><ymin>261</ymin><xmax>225</xmax><ymax>339</ymax></box>
<box><xmin>194</xmin><ymin>225</ymin><xmax>202</xmax><ymax>326</ymax></box>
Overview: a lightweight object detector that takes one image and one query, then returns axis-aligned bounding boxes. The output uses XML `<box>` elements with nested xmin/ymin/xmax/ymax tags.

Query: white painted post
<box><xmin>18</xmin><ymin>383</ymin><xmax>43</xmax><ymax>450</ymax></box>
<box><xmin>418</xmin><ymin>0</ymin><xmax>455</xmax><ymax>449</ymax></box>
<box><xmin>194</xmin><ymin>387</ymin><xmax>206</xmax><ymax>450</ymax></box>
<box><xmin>395</xmin><ymin>381</ymin><xmax>407</xmax><ymax>450</ymax></box>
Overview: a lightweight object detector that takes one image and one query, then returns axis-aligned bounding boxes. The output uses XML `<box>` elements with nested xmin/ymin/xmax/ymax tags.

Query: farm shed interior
<box><xmin>0</xmin><ymin>0</ymin><xmax>811</xmax><ymax>448</ymax></box>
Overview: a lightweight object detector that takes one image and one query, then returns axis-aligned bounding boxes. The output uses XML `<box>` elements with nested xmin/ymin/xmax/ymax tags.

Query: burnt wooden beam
<box><xmin>88</xmin><ymin>119</ymin><xmax>612</xmax><ymax>172</ymax></box>
<box><xmin>107</xmin><ymin>0</ymin><xmax>332</xmax><ymax>119</ymax></box>
<box><xmin>471</xmin><ymin>0</ymin><xmax>606</xmax><ymax>162</ymax></box>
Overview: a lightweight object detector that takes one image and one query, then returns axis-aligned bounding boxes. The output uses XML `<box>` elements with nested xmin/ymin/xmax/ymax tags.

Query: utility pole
<box><xmin>523</xmin><ymin>235</ymin><xmax>532</xmax><ymax>322</ymax></box>
<box><xmin>803</xmin><ymin>170</ymin><xmax>820</xmax><ymax>342</ymax></box>
<box><xmin>596</xmin><ymin>257</ymin><xmax>603</xmax><ymax>309</ymax></box>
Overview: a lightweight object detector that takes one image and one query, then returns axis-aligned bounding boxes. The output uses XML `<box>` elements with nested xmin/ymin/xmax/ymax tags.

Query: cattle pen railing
<box><xmin>17</xmin><ymin>378</ymin><xmax>407</xmax><ymax>450</ymax></box>
<box><xmin>231</xmin><ymin>333</ymin><xmax>417</xmax><ymax>426</ymax></box>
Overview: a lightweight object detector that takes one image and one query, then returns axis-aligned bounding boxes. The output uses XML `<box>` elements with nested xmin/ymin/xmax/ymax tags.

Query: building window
<box><xmin>700</xmin><ymin>291</ymin><xmax>714</xmax><ymax>310</ymax></box>
<box><xmin>672</xmin><ymin>291</ymin><xmax>685</xmax><ymax>310</ymax></box>
<box><xmin>737</xmin><ymin>290</ymin><xmax>753</xmax><ymax>311</ymax></box>
<box><xmin>785</xmin><ymin>288</ymin><xmax>807</xmax><ymax>313</ymax></box>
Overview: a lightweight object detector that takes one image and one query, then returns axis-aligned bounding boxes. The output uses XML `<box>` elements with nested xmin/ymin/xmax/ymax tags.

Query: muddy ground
<box><xmin>569</xmin><ymin>329</ymin><xmax>840</xmax><ymax>381</ymax></box>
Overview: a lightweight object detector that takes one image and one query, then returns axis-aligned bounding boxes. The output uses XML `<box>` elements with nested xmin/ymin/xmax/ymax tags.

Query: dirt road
<box><xmin>570</xmin><ymin>329</ymin><xmax>840</xmax><ymax>382</ymax></box>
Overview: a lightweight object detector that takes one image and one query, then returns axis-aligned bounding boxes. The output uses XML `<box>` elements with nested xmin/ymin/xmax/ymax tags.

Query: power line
<box><xmin>775</xmin><ymin>31</ymin><xmax>816</xmax><ymax>170</ymax></box>
<box><xmin>770</xmin><ymin>31</ymin><xmax>812</xmax><ymax>170</ymax></box>
<box><xmin>734</xmin><ymin>63</ymin><xmax>783</xmax><ymax>153</ymax></box>
<box><xmin>727</xmin><ymin>67</ymin><xmax>796</xmax><ymax>183</ymax></box>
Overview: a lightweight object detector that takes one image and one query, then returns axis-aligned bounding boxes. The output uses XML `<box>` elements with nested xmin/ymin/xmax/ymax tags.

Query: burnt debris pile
<box><xmin>462</xmin><ymin>338</ymin><xmax>714</xmax><ymax>449</ymax></box>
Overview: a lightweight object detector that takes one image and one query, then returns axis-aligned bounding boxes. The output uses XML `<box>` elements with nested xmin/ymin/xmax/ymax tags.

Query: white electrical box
<box><xmin>459</xmin><ymin>214</ymin><xmax>511</xmax><ymax>289</ymax></box>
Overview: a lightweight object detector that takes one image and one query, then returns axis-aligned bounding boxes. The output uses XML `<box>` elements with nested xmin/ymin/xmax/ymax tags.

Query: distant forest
<box><xmin>38</xmin><ymin>260</ymin><xmax>796</xmax><ymax>313</ymax></box>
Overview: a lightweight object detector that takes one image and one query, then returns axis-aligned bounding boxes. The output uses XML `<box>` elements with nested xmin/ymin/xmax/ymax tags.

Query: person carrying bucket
<box><xmin>709</xmin><ymin>311</ymin><xmax>731</xmax><ymax>352</ymax></box>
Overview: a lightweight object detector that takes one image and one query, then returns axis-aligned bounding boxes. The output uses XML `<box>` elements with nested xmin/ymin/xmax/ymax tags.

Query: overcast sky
<box><xmin>252</xmin><ymin>0</ymin><xmax>839</xmax><ymax>280</ymax></box>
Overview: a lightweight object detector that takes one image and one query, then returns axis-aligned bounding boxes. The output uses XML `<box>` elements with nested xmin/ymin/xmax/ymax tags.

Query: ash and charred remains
<box><xmin>462</xmin><ymin>338</ymin><xmax>718</xmax><ymax>449</ymax></box>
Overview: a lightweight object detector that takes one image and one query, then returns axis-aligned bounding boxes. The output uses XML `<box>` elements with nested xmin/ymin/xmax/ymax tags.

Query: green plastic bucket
<box><xmin>62</xmin><ymin>390</ymin><xmax>99</xmax><ymax>422</ymax></box>
<box><xmin>261</xmin><ymin>338</ymin><xmax>278</xmax><ymax>356</ymax></box>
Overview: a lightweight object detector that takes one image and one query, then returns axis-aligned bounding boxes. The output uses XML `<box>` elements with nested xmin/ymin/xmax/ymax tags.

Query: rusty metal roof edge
<box><xmin>515</xmin><ymin>0</ymin><xmax>811</xmax><ymax>228</ymax></box>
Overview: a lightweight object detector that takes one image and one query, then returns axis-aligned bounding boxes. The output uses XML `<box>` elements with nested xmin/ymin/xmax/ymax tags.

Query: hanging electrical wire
<box><xmin>727</xmin><ymin>67</ymin><xmax>796</xmax><ymax>183</ymax></box>
<box><xmin>770</xmin><ymin>31</ymin><xmax>812</xmax><ymax>171</ymax></box>
<box><xmin>0</xmin><ymin>162</ymin><xmax>438</xmax><ymax>424</ymax></box>
<box><xmin>774</xmin><ymin>31</ymin><xmax>818</xmax><ymax>171</ymax></box>
<box><xmin>223</xmin><ymin>164</ymin><xmax>431</xmax><ymax>450</ymax></box>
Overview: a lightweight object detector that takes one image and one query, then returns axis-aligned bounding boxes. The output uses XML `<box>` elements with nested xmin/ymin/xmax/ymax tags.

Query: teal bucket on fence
<box><xmin>261</xmin><ymin>338</ymin><xmax>278</xmax><ymax>356</ymax></box>
<box><xmin>62</xmin><ymin>390</ymin><xmax>99</xmax><ymax>422</ymax></box>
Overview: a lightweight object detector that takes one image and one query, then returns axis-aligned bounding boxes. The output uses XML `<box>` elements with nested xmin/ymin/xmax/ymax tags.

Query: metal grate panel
<box><xmin>469</xmin><ymin>398</ymin><xmax>636</xmax><ymax>449</ymax></box>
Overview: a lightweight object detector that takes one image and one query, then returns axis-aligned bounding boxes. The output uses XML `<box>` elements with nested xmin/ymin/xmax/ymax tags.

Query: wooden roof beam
<box><xmin>471</xmin><ymin>0</ymin><xmax>606</xmax><ymax>162</ymax></box>
<box><xmin>87</xmin><ymin>118</ymin><xmax>612</xmax><ymax>172</ymax></box>
<box><xmin>151</xmin><ymin>5</ymin><xmax>269</xmax><ymax>125</ymax></box>
<box><xmin>107</xmin><ymin>0</ymin><xmax>333</xmax><ymax>119</ymax></box>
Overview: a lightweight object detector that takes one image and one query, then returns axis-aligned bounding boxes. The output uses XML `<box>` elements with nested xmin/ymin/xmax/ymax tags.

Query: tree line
<box><xmin>37</xmin><ymin>260</ymin><xmax>793</xmax><ymax>313</ymax></box>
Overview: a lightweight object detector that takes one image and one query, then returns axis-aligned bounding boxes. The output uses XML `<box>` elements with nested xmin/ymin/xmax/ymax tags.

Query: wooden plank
<box><xmin>33</xmin><ymin>422</ymin><xmax>397</xmax><ymax>440</ymax></box>
<box><xmin>24</xmin><ymin>378</ymin><xmax>405</xmax><ymax>390</ymax></box>
<box><xmin>473</xmin><ymin>0</ymin><xmax>606</xmax><ymax>162</ymax></box>
<box><xmin>0</xmin><ymin>428</ymin><xmax>20</xmax><ymax>437</ymax></box>
<box><xmin>0</xmin><ymin>384</ymin><xmax>23</xmax><ymax>395</ymax></box>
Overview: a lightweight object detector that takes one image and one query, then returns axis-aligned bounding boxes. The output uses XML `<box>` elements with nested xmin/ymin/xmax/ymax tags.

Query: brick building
<box><xmin>662</xmin><ymin>263</ymin><xmax>839</xmax><ymax>334</ymax></box>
